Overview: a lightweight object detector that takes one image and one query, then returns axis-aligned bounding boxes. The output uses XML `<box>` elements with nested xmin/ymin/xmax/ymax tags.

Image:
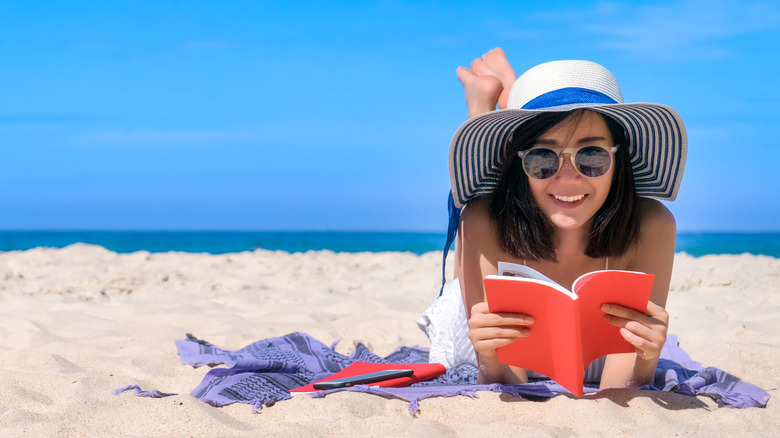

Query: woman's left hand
<box><xmin>602</xmin><ymin>301</ymin><xmax>669</xmax><ymax>361</ymax></box>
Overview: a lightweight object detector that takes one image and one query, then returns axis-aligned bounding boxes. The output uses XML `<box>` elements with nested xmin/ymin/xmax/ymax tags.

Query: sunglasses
<box><xmin>517</xmin><ymin>145</ymin><xmax>619</xmax><ymax>179</ymax></box>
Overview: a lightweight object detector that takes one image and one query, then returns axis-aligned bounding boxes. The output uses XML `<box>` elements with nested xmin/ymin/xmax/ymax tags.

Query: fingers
<box><xmin>615</xmin><ymin>319</ymin><xmax>665</xmax><ymax>346</ymax></box>
<box><xmin>470</xmin><ymin>302</ymin><xmax>534</xmax><ymax>326</ymax></box>
<box><xmin>602</xmin><ymin>301</ymin><xmax>668</xmax><ymax>360</ymax></box>
<box><xmin>617</xmin><ymin>325</ymin><xmax>667</xmax><ymax>360</ymax></box>
<box><xmin>601</xmin><ymin>303</ymin><xmax>643</xmax><ymax>321</ymax></box>
<box><xmin>468</xmin><ymin>301</ymin><xmax>534</xmax><ymax>355</ymax></box>
<box><xmin>601</xmin><ymin>302</ymin><xmax>668</xmax><ymax>335</ymax></box>
<box><xmin>469</xmin><ymin>326</ymin><xmax>529</xmax><ymax>343</ymax></box>
<box><xmin>644</xmin><ymin>301</ymin><xmax>668</xmax><ymax>320</ymax></box>
<box><xmin>469</xmin><ymin>313</ymin><xmax>534</xmax><ymax>330</ymax></box>
<box><xmin>601</xmin><ymin>302</ymin><xmax>669</xmax><ymax>325</ymax></box>
<box><xmin>470</xmin><ymin>330</ymin><xmax>527</xmax><ymax>352</ymax></box>
<box><xmin>469</xmin><ymin>325</ymin><xmax>530</xmax><ymax>355</ymax></box>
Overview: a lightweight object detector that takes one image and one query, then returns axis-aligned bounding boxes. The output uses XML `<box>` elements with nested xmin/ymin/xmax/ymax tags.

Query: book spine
<box><xmin>551</xmin><ymin>296</ymin><xmax>584</xmax><ymax>397</ymax></box>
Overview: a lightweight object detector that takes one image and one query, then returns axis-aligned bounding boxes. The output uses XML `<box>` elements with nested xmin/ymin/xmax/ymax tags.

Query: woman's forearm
<box><xmin>600</xmin><ymin>354</ymin><xmax>658</xmax><ymax>390</ymax></box>
<box><xmin>477</xmin><ymin>353</ymin><xmax>529</xmax><ymax>385</ymax></box>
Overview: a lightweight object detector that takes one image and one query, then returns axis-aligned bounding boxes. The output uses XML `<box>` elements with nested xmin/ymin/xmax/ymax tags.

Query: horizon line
<box><xmin>1</xmin><ymin>229</ymin><xmax>780</xmax><ymax>234</ymax></box>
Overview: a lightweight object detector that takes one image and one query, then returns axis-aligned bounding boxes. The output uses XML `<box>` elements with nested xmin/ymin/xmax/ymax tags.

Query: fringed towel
<box><xmin>115</xmin><ymin>332</ymin><xmax>769</xmax><ymax>413</ymax></box>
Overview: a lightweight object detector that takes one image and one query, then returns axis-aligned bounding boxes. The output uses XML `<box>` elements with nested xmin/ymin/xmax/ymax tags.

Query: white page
<box><xmin>497</xmin><ymin>261</ymin><xmax>559</xmax><ymax>285</ymax></box>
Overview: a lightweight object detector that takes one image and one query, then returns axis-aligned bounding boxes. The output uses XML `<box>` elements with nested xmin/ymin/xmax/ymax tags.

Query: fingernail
<box><xmin>525</xmin><ymin>316</ymin><xmax>534</xmax><ymax>324</ymax></box>
<box><xmin>601</xmin><ymin>304</ymin><xmax>611</xmax><ymax>312</ymax></box>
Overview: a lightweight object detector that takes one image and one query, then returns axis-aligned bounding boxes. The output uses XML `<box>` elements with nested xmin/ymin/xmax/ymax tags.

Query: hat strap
<box><xmin>440</xmin><ymin>191</ymin><xmax>461</xmax><ymax>295</ymax></box>
<box><xmin>521</xmin><ymin>87</ymin><xmax>618</xmax><ymax>110</ymax></box>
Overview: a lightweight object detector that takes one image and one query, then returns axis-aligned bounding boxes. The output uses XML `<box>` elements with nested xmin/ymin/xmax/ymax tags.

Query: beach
<box><xmin>0</xmin><ymin>244</ymin><xmax>777</xmax><ymax>436</ymax></box>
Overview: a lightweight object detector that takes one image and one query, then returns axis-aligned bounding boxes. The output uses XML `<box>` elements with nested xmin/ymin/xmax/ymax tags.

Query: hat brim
<box><xmin>449</xmin><ymin>103</ymin><xmax>687</xmax><ymax>208</ymax></box>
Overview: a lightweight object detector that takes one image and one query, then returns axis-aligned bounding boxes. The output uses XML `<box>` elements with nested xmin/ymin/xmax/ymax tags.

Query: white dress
<box><xmin>417</xmin><ymin>278</ymin><xmax>477</xmax><ymax>369</ymax></box>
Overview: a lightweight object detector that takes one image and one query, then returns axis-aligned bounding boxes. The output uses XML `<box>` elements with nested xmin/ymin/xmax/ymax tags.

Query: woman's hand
<box><xmin>468</xmin><ymin>301</ymin><xmax>534</xmax><ymax>358</ymax></box>
<box><xmin>468</xmin><ymin>301</ymin><xmax>535</xmax><ymax>384</ymax></box>
<box><xmin>602</xmin><ymin>301</ymin><xmax>669</xmax><ymax>361</ymax></box>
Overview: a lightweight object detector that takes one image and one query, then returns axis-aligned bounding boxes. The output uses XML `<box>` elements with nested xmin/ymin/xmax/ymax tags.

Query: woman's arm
<box><xmin>600</xmin><ymin>199</ymin><xmax>676</xmax><ymax>389</ymax></box>
<box><xmin>456</xmin><ymin>198</ymin><xmax>533</xmax><ymax>384</ymax></box>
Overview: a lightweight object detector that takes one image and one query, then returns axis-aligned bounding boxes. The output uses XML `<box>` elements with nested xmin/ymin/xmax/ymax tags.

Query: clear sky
<box><xmin>1</xmin><ymin>0</ymin><xmax>778</xmax><ymax>231</ymax></box>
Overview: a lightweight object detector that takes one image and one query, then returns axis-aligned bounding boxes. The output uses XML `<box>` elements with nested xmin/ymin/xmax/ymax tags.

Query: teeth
<box><xmin>554</xmin><ymin>194</ymin><xmax>585</xmax><ymax>202</ymax></box>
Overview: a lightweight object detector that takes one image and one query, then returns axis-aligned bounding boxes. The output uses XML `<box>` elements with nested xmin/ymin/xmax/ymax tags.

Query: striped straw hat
<box><xmin>449</xmin><ymin>60</ymin><xmax>687</xmax><ymax>208</ymax></box>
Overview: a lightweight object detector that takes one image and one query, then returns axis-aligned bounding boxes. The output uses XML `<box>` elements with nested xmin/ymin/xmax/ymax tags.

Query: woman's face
<box><xmin>527</xmin><ymin>111</ymin><xmax>615</xmax><ymax>232</ymax></box>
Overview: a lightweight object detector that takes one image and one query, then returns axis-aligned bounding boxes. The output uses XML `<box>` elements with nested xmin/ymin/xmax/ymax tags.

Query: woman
<box><xmin>422</xmin><ymin>49</ymin><xmax>687</xmax><ymax>391</ymax></box>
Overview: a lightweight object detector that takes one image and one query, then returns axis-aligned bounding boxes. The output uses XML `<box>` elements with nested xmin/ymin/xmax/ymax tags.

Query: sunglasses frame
<box><xmin>516</xmin><ymin>145</ymin><xmax>619</xmax><ymax>180</ymax></box>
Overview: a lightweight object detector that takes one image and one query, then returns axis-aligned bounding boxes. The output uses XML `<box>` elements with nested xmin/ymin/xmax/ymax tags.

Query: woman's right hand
<box><xmin>467</xmin><ymin>301</ymin><xmax>534</xmax><ymax>358</ymax></box>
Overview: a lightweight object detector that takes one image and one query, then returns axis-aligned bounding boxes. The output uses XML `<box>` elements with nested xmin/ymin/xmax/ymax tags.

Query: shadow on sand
<box><xmin>498</xmin><ymin>388</ymin><xmax>713</xmax><ymax>411</ymax></box>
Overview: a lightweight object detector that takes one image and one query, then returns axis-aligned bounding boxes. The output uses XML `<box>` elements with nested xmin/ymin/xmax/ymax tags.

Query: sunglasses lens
<box><xmin>522</xmin><ymin>148</ymin><xmax>560</xmax><ymax>179</ymax></box>
<box><xmin>575</xmin><ymin>146</ymin><xmax>613</xmax><ymax>177</ymax></box>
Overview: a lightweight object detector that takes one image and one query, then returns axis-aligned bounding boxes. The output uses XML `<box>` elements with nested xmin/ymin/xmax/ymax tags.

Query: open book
<box><xmin>484</xmin><ymin>262</ymin><xmax>655</xmax><ymax>397</ymax></box>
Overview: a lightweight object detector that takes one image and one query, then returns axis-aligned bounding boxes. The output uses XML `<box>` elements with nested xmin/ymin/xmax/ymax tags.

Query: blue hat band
<box><xmin>521</xmin><ymin>87</ymin><xmax>618</xmax><ymax>110</ymax></box>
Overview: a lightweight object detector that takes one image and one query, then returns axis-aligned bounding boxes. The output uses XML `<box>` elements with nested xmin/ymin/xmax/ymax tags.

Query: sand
<box><xmin>0</xmin><ymin>244</ymin><xmax>777</xmax><ymax>436</ymax></box>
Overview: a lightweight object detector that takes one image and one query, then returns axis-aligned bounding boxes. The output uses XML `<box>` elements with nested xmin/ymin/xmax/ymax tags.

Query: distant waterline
<box><xmin>0</xmin><ymin>231</ymin><xmax>778</xmax><ymax>258</ymax></box>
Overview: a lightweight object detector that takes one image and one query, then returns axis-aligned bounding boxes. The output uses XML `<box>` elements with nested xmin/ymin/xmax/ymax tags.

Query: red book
<box><xmin>290</xmin><ymin>361</ymin><xmax>446</xmax><ymax>392</ymax></box>
<box><xmin>484</xmin><ymin>268</ymin><xmax>654</xmax><ymax>397</ymax></box>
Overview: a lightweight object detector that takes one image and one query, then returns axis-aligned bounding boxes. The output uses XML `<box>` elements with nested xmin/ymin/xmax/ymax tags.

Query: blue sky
<box><xmin>1</xmin><ymin>0</ymin><xmax>778</xmax><ymax>231</ymax></box>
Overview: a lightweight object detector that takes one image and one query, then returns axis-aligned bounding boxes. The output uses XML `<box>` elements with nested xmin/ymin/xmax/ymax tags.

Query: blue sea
<box><xmin>0</xmin><ymin>231</ymin><xmax>779</xmax><ymax>258</ymax></box>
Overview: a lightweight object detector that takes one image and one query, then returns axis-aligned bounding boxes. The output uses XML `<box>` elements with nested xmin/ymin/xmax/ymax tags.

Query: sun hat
<box><xmin>449</xmin><ymin>60</ymin><xmax>688</xmax><ymax>208</ymax></box>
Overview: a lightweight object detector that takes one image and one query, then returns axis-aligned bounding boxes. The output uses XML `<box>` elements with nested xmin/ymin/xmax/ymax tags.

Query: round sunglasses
<box><xmin>517</xmin><ymin>145</ymin><xmax>619</xmax><ymax>179</ymax></box>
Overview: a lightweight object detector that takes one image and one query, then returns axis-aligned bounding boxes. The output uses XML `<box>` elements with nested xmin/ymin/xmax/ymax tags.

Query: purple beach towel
<box><xmin>115</xmin><ymin>332</ymin><xmax>769</xmax><ymax>413</ymax></box>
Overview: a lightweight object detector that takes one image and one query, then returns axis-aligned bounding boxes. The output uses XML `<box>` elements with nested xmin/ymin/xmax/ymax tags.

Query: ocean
<box><xmin>0</xmin><ymin>231</ymin><xmax>779</xmax><ymax>258</ymax></box>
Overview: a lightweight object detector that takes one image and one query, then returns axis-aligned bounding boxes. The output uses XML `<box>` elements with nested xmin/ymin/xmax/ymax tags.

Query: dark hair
<box><xmin>488</xmin><ymin>109</ymin><xmax>639</xmax><ymax>262</ymax></box>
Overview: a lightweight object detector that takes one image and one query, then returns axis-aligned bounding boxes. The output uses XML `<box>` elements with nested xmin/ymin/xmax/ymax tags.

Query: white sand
<box><xmin>0</xmin><ymin>244</ymin><xmax>777</xmax><ymax>436</ymax></box>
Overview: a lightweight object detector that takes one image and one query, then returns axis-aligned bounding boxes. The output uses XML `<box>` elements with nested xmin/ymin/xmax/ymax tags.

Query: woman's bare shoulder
<box><xmin>460</xmin><ymin>197</ymin><xmax>493</xmax><ymax>232</ymax></box>
<box><xmin>638</xmin><ymin>197</ymin><xmax>676</xmax><ymax>238</ymax></box>
<box><xmin>624</xmin><ymin>198</ymin><xmax>676</xmax><ymax>271</ymax></box>
<box><xmin>458</xmin><ymin>197</ymin><xmax>502</xmax><ymax>257</ymax></box>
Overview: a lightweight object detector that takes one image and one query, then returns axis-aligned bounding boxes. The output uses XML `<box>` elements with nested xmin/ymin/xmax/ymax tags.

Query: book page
<box><xmin>573</xmin><ymin>270</ymin><xmax>655</xmax><ymax>369</ymax></box>
<box><xmin>497</xmin><ymin>261</ymin><xmax>558</xmax><ymax>284</ymax></box>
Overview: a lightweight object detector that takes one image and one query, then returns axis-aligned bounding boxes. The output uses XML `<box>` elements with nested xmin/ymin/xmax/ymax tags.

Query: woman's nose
<box><xmin>556</xmin><ymin>153</ymin><xmax>579</xmax><ymax>179</ymax></box>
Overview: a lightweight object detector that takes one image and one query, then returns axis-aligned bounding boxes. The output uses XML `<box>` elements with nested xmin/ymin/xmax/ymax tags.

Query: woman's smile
<box><xmin>551</xmin><ymin>193</ymin><xmax>588</xmax><ymax>206</ymax></box>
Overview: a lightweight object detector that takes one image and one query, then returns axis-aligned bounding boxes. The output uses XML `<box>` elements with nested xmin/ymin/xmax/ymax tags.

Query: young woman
<box><xmin>422</xmin><ymin>48</ymin><xmax>687</xmax><ymax>391</ymax></box>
